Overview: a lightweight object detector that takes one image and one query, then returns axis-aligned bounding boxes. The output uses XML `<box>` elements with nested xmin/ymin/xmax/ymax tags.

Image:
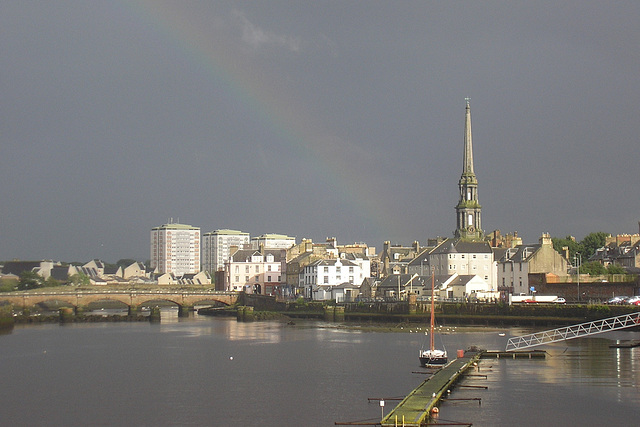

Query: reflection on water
<box><xmin>0</xmin><ymin>318</ymin><xmax>638</xmax><ymax>427</ymax></box>
<box><xmin>439</xmin><ymin>330</ymin><xmax>640</xmax><ymax>427</ymax></box>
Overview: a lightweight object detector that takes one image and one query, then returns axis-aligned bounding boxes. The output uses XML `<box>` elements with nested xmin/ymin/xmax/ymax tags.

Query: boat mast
<box><xmin>430</xmin><ymin>268</ymin><xmax>435</xmax><ymax>352</ymax></box>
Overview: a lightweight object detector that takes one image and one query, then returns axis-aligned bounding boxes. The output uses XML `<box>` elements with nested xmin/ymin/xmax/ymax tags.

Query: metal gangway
<box><xmin>506</xmin><ymin>312</ymin><xmax>640</xmax><ymax>351</ymax></box>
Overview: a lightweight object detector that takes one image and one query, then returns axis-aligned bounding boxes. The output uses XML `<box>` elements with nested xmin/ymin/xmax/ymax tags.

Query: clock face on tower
<box><xmin>468</xmin><ymin>226</ymin><xmax>475</xmax><ymax>233</ymax></box>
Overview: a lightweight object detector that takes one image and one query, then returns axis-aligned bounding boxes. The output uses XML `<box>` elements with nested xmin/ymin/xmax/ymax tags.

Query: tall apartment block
<box><xmin>202</xmin><ymin>229</ymin><xmax>250</xmax><ymax>273</ymax></box>
<box><xmin>150</xmin><ymin>222</ymin><xmax>200</xmax><ymax>276</ymax></box>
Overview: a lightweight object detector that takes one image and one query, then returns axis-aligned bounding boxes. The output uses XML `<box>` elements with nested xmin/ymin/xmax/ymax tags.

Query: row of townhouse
<box><xmin>378</xmin><ymin>233</ymin><xmax>571</xmax><ymax>301</ymax></box>
<box><xmin>590</xmin><ymin>233</ymin><xmax>640</xmax><ymax>272</ymax></box>
<box><xmin>217</xmin><ymin>232</ymin><xmax>571</xmax><ymax>301</ymax></box>
<box><xmin>370</xmin><ymin>273</ymin><xmax>496</xmax><ymax>302</ymax></box>
<box><xmin>0</xmin><ymin>259</ymin><xmax>211</xmax><ymax>286</ymax></box>
<box><xmin>220</xmin><ymin>238</ymin><xmax>374</xmax><ymax>298</ymax></box>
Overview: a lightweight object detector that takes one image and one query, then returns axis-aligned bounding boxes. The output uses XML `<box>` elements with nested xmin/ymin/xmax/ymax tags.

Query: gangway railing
<box><xmin>506</xmin><ymin>312</ymin><xmax>640</xmax><ymax>351</ymax></box>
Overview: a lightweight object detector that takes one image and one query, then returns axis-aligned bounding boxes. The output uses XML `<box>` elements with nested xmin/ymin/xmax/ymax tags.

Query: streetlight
<box><xmin>574</xmin><ymin>252</ymin><xmax>582</xmax><ymax>302</ymax></box>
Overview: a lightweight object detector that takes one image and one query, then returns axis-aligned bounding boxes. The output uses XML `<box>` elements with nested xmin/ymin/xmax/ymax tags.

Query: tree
<box><xmin>68</xmin><ymin>273</ymin><xmax>90</xmax><ymax>287</ymax></box>
<box><xmin>43</xmin><ymin>276</ymin><xmax>62</xmax><ymax>288</ymax></box>
<box><xmin>580</xmin><ymin>232</ymin><xmax>609</xmax><ymax>260</ymax></box>
<box><xmin>17</xmin><ymin>271</ymin><xmax>43</xmax><ymax>290</ymax></box>
<box><xmin>606</xmin><ymin>264</ymin><xmax>626</xmax><ymax>275</ymax></box>
<box><xmin>552</xmin><ymin>236</ymin><xmax>583</xmax><ymax>261</ymax></box>
<box><xmin>0</xmin><ymin>278</ymin><xmax>17</xmax><ymax>292</ymax></box>
<box><xmin>552</xmin><ymin>232</ymin><xmax>610</xmax><ymax>263</ymax></box>
<box><xmin>579</xmin><ymin>261</ymin><xmax>607</xmax><ymax>276</ymax></box>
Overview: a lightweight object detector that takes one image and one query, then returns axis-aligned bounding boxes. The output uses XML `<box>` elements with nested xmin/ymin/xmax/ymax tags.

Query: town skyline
<box><xmin>2</xmin><ymin>2</ymin><xmax>639</xmax><ymax>263</ymax></box>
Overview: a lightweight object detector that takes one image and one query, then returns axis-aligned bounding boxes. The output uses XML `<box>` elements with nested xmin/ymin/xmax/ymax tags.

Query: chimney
<box><xmin>539</xmin><ymin>232</ymin><xmax>552</xmax><ymax>246</ymax></box>
<box><xmin>413</xmin><ymin>241</ymin><xmax>420</xmax><ymax>253</ymax></box>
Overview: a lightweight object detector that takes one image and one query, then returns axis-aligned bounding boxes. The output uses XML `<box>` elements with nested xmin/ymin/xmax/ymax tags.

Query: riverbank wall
<box><xmin>201</xmin><ymin>299</ymin><xmax>640</xmax><ymax>327</ymax></box>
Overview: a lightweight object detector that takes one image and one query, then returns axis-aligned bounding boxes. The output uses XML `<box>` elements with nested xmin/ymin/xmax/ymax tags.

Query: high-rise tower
<box><xmin>455</xmin><ymin>98</ymin><xmax>483</xmax><ymax>240</ymax></box>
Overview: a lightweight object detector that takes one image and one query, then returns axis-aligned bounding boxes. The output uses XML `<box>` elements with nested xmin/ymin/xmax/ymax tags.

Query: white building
<box><xmin>225</xmin><ymin>249</ymin><xmax>286</xmax><ymax>295</ymax></box>
<box><xmin>301</xmin><ymin>258</ymin><xmax>368</xmax><ymax>299</ymax></box>
<box><xmin>150</xmin><ymin>222</ymin><xmax>200</xmax><ymax>276</ymax></box>
<box><xmin>439</xmin><ymin>274</ymin><xmax>494</xmax><ymax>300</ymax></box>
<box><xmin>251</xmin><ymin>234</ymin><xmax>296</xmax><ymax>250</ymax></box>
<box><xmin>428</xmin><ymin>239</ymin><xmax>495</xmax><ymax>289</ymax></box>
<box><xmin>202</xmin><ymin>229</ymin><xmax>250</xmax><ymax>273</ymax></box>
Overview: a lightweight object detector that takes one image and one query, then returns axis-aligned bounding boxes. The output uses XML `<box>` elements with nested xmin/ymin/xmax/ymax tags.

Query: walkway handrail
<box><xmin>506</xmin><ymin>312</ymin><xmax>640</xmax><ymax>351</ymax></box>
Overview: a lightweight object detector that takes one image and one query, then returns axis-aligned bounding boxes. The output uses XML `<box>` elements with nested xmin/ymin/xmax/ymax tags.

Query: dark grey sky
<box><xmin>1</xmin><ymin>1</ymin><xmax>639</xmax><ymax>263</ymax></box>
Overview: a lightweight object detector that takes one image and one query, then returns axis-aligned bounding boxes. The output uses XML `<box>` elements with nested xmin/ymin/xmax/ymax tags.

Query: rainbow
<box><xmin>123</xmin><ymin>1</ymin><xmax>403</xmax><ymax>240</ymax></box>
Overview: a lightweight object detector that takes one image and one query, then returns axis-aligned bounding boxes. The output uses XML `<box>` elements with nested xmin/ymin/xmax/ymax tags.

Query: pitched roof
<box><xmin>1</xmin><ymin>261</ymin><xmax>41</xmax><ymax>275</ymax></box>
<box><xmin>230</xmin><ymin>249</ymin><xmax>285</xmax><ymax>262</ymax></box>
<box><xmin>498</xmin><ymin>244</ymin><xmax>542</xmax><ymax>263</ymax></box>
<box><xmin>431</xmin><ymin>238</ymin><xmax>492</xmax><ymax>255</ymax></box>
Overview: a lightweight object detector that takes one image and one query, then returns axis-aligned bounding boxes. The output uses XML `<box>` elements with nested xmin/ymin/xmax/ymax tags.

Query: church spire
<box><xmin>455</xmin><ymin>98</ymin><xmax>483</xmax><ymax>240</ymax></box>
<box><xmin>463</xmin><ymin>97</ymin><xmax>474</xmax><ymax>175</ymax></box>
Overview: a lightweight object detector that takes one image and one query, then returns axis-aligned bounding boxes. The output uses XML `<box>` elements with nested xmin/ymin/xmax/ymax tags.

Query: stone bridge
<box><xmin>0</xmin><ymin>289</ymin><xmax>240</xmax><ymax>316</ymax></box>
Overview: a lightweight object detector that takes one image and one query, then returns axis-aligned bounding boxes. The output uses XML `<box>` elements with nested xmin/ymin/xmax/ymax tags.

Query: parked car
<box><xmin>606</xmin><ymin>296</ymin><xmax>629</xmax><ymax>305</ymax></box>
<box><xmin>626</xmin><ymin>296</ymin><xmax>640</xmax><ymax>305</ymax></box>
<box><xmin>554</xmin><ymin>298</ymin><xmax>566</xmax><ymax>304</ymax></box>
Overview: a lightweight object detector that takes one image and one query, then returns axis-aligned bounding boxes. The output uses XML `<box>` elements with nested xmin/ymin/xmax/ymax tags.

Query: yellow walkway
<box><xmin>381</xmin><ymin>353</ymin><xmax>480</xmax><ymax>427</ymax></box>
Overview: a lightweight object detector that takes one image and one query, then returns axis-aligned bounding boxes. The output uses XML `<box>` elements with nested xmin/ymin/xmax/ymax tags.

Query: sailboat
<box><xmin>419</xmin><ymin>271</ymin><xmax>448</xmax><ymax>367</ymax></box>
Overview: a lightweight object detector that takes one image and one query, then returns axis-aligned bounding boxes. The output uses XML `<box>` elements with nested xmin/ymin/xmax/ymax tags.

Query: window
<box><xmin>235</xmin><ymin>276</ymin><xmax>239</xmax><ymax>282</ymax></box>
<box><xmin>349</xmin><ymin>276</ymin><xmax>354</xmax><ymax>283</ymax></box>
<box><xmin>245</xmin><ymin>266</ymin><xmax>250</xmax><ymax>273</ymax></box>
<box><xmin>324</xmin><ymin>276</ymin><xmax>329</xmax><ymax>284</ymax></box>
<box><xmin>336</xmin><ymin>267</ymin><xmax>341</xmax><ymax>273</ymax></box>
<box><xmin>255</xmin><ymin>265</ymin><xmax>259</xmax><ymax>273</ymax></box>
<box><xmin>336</xmin><ymin>276</ymin><xmax>341</xmax><ymax>281</ymax></box>
<box><xmin>349</xmin><ymin>267</ymin><xmax>354</xmax><ymax>273</ymax></box>
<box><xmin>472</xmin><ymin>254</ymin><xmax>477</xmax><ymax>259</ymax></box>
<box><xmin>267</xmin><ymin>276</ymin><xmax>271</xmax><ymax>282</ymax></box>
<box><xmin>235</xmin><ymin>266</ymin><xmax>239</xmax><ymax>273</ymax></box>
<box><xmin>245</xmin><ymin>276</ymin><xmax>249</xmax><ymax>282</ymax></box>
<box><xmin>324</xmin><ymin>266</ymin><xmax>329</xmax><ymax>273</ymax></box>
<box><xmin>268</xmin><ymin>265</ymin><xmax>272</xmax><ymax>272</ymax></box>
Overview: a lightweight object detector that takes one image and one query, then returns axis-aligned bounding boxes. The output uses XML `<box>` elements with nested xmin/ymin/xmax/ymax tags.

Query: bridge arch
<box><xmin>0</xmin><ymin>290</ymin><xmax>240</xmax><ymax>314</ymax></box>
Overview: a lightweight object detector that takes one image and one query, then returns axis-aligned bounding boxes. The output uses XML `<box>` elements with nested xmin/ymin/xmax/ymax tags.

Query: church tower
<box><xmin>455</xmin><ymin>98</ymin><xmax>483</xmax><ymax>240</ymax></box>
